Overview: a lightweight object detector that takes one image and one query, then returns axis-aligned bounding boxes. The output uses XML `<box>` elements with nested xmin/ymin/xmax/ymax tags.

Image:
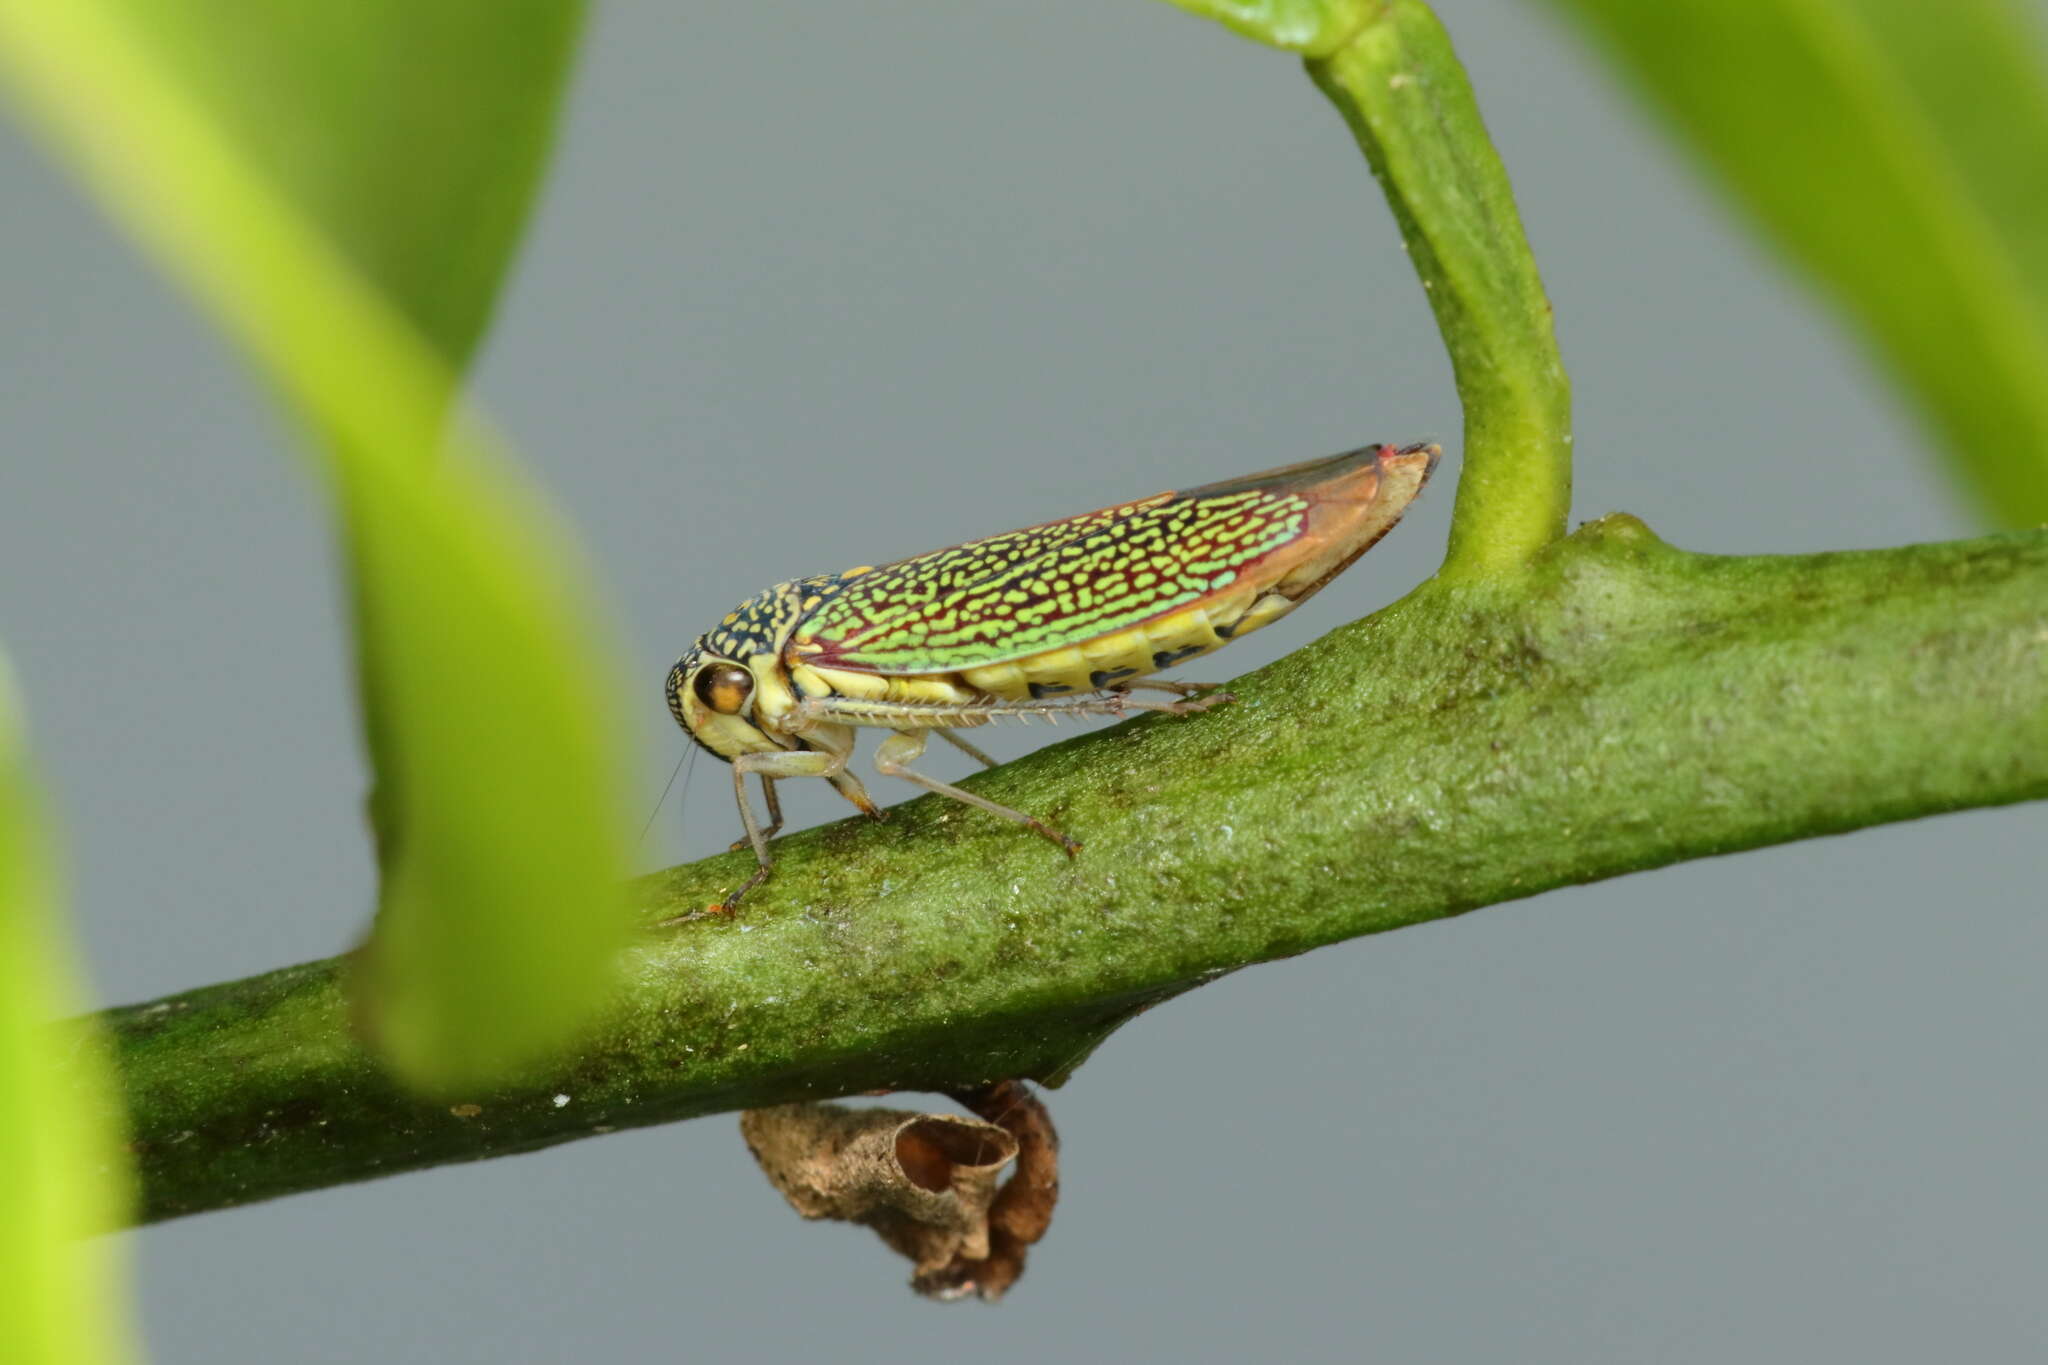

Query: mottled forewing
<box><xmin>793</xmin><ymin>482</ymin><xmax>1315</xmax><ymax>674</ymax></box>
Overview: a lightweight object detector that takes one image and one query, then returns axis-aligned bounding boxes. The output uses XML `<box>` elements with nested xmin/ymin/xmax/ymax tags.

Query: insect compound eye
<box><xmin>694</xmin><ymin>663</ymin><xmax>755</xmax><ymax>716</ymax></box>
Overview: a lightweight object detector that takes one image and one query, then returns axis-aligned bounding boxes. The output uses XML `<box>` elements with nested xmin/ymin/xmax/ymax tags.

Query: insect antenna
<box><xmin>638</xmin><ymin>743</ymin><xmax>699</xmax><ymax>851</ymax></box>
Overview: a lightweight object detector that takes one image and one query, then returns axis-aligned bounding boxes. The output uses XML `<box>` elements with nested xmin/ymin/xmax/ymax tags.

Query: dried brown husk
<box><xmin>741</xmin><ymin>1084</ymin><xmax>1060</xmax><ymax>1302</ymax></box>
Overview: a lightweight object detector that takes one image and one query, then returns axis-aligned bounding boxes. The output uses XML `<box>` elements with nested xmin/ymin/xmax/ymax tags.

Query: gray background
<box><xmin>4</xmin><ymin>1</ymin><xmax>2044</xmax><ymax>1360</ymax></box>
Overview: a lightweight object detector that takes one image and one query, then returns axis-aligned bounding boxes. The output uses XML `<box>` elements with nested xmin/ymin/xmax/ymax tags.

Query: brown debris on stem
<box><xmin>739</xmin><ymin>1083</ymin><xmax>1061</xmax><ymax>1302</ymax></box>
<box><xmin>923</xmin><ymin>1080</ymin><xmax>1060</xmax><ymax>1301</ymax></box>
<box><xmin>740</xmin><ymin>1103</ymin><xmax>1018</xmax><ymax>1289</ymax></box>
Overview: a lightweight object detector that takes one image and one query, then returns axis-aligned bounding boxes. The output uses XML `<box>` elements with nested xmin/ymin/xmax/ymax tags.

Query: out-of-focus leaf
<box><xmin>0</xmin><ymin>0</ymin><xmax>632</xmax><ymax>1093</ymax></box>
<box><xmin>1155</xmin><ymin>0</ymin><xmax>1373</xmax><ymax>54</ymax></box>
<box><xmin>0</xmin><ymin>659</ymin><xmax>137</xmax><ymax>1364</ymax></box>
<box><xmin>1539</xmin><ymin>0</ymin><xmax>2048</xmax><ymax>526</ymax></box>
<box><xmin>114</xmin><ymin>0</ymin><xmax>585</xmax><ymax>367</ymax></box>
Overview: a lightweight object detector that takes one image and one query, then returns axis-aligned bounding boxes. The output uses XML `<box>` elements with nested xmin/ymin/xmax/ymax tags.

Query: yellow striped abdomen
<box><xmin>960</xmin><ymin>586</ymin><xmax>1300</xmax><ymax>700</ymax></box>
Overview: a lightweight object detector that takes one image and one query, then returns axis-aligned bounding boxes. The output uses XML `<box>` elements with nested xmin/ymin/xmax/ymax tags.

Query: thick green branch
<box><xmin>103</xmin><ymin>522</ymin><xmax>2048</xmax><ymax>1221</ymax></box>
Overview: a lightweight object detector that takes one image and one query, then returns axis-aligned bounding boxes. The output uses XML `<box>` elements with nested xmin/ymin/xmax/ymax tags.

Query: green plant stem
<box><xmin>1307</xmin><ymin>2</ymin><xmax>1573</xmax><ymax>576</ymax></box>
<box><xmin>100</xmin><ymin>522</ymin><xmax>2048</xmax><ymax>1222</ymax></box>
<box><xmin>1161</xmin><ymin>0</ymin><xmax>1574</xmax><ymax>573</ymax></box>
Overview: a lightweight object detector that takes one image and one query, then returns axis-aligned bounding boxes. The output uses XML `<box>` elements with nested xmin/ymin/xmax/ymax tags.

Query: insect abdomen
<box><xmin>788</xmin><ymin>661</ymin><xmax>982</xmax><ymax>710</ymax></box>
<box><xmin>957</xmin><ymin>588</ymin><xmax>1287</xmax><ymax>699</ymax></box>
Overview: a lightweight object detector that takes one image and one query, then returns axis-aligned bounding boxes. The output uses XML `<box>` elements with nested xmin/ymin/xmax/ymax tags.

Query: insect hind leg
<box><xmin>933</xmin><ymin>727</ymin><xmax>1000</xmax><ymax>769</ymax></box>
<box><xmin>1110</xmin><ymin>679</ymin><xmax>1234</xmax><ymax>710</ymax></box>
<box><xmin>874</xmin><ymin>730</ymin><xmax>1081</xmax><ymax>856</ymax></box>
<box><xmin>791</xmin><ymin>689</ymin><xmax>1230</xmax><ymax>728</ymax></box>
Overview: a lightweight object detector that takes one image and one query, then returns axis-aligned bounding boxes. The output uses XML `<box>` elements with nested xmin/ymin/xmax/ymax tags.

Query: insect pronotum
<box><xmin>667</xmin><ymin>441</ymin><xmax>1440</xmax><ymax>911</ymax></box>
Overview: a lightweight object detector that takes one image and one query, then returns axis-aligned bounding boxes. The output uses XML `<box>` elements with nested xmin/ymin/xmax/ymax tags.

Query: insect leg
<box><xmin>1116</xmin><ymin>695</ymin><xmax>1230</xmax><ymax>717</ymax></box>
<box><xmin>792</xmin><ymin>690</ymin><xmax>1228</xmax><ymax>728</ymax></box>
<box><xmin>791</xmin><ymin>723</ymin><xmax>887</xmax><ymax>822</ymax></box>
<box><xmin>718</xmin><ymin>747</ymin><xmax>849</xmax><ymax>912</ymax></box>
<box><xmin>932</xmin><ymin>727</ymin><xmax>1000</xmax><ymax>769</ymax></box>
<box><xmin>1004</xmin><ymin>690</ymin><xmax>1232</xmax><ymax>719</ymax></box>
<box><xmin>727</xmin><ymin>775</ymin><xmax>784</xmax><ymax>852</ymax></box>
<box><xmin>1114</xmin><ymin>679</ymin><xmax>1227</xmax><ymax>700</ymax></box>
<box><xmin>873</xmin><ymin>730</ymin><xmax>1081</xmax><ymax>857</ymax></box>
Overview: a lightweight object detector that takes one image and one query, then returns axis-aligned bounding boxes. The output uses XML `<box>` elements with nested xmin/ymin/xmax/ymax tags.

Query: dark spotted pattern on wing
<box><xmin>791</xmin><ymin>485</ymin><xmax>1313</xmax><ymax>674</ymax></box>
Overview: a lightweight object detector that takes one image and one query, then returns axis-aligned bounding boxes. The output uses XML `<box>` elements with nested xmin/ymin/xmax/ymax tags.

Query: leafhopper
<box><xmin>668</xmin><ymin>442</ymin><xmax>1439</xmax><ymax>910</ymax></box>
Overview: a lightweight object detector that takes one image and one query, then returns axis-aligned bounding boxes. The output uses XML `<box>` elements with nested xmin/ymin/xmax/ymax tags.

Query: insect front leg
<box><xmin>717</xmin><ymin>747</ymin><xmax>851</xmax><ymax>912</ymax></box>
<box><xmin>727</xmin><ymin>775</ymin><xmax>784</xmax><ymax>852</ymax></box>
<box><xmin>873</xmin><ymin>730</ymin><xmax>1081</xmax><ymax>857</ymax></box>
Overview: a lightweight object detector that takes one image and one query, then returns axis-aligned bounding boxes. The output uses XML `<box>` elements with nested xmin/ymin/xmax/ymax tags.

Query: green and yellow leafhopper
<box><xmin>668</xmin><ymin>442</ymin><xmax>1440</xmax><ymax>910</ymax></box>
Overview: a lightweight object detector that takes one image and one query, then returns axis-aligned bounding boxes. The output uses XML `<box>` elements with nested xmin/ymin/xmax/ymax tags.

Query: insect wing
<box><xmin>792</xmin><ymin>444</ymin><xmax>1432</xmax><ymax>675</ymax></box>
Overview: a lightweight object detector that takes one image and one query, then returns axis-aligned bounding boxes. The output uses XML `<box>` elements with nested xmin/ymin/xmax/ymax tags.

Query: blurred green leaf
<box><xmin>1538</xmin><ymin>0</ymin><xmax>2048</xmax><ymax>526</ymax></box>
<box><xmin>115</xmin><ymin>0</ymin><xmax>585</xmax><ymax>367</ymax></box>
<box><xmin>1156</xmin><ymin>0</ymin><xmax>1373</xmax><ymax>54</ymax></box>
<box><xmin>0</xmin><ymin>659</ymin><xmax>137</xmax><ymax>1364</ymax></box>
<box><xmin>0</xmin><ymin>0</ymin><xmax>632</xmax><ymax>1093</ymax></box>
